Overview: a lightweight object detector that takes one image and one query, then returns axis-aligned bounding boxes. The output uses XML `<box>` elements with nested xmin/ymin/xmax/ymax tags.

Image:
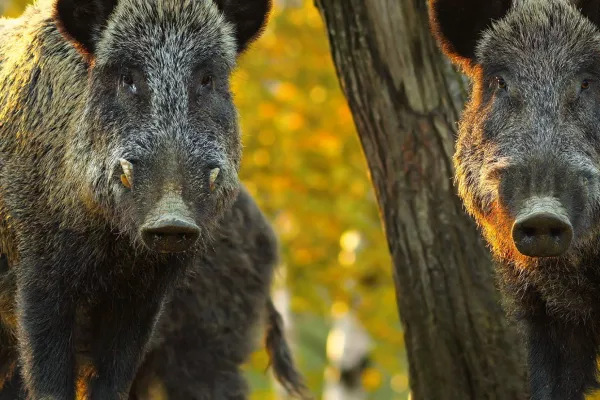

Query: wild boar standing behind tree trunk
<box><xmin>430</xmin><ymin>0</ymin><xmax>600</xmax><ymax>399</ymax></box>
<box><xmin>0</xmin><ymin>0</ymin><xmax>309</xmax><ymax>398</ymax></box>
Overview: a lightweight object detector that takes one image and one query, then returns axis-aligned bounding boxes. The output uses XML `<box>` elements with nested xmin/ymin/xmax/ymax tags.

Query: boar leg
<box><xmin>15</xmin><ymin>272</ymin><xmax>77</xmax><ymax>400</ymax></box>
<box><xmin>87</xmin><ymin>294</ymin><xmax>167</xmax><ymax>400</ymax></box>
<box><xmin>524</xmin><ymin>312</ymin><xmax>600</xmax><ymax>400</ymax></box>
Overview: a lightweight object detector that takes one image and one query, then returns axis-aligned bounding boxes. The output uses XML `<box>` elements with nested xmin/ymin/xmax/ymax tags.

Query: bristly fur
<box><xmin>430</xmin><ymin>0</ymin><xmax>600</xmax><ymax>399</ymax></box>
<box><xmin>0</xmin><ymin>189</ymin><xmax>312</xmax><ymax>400</ymax></box>
<box><xmin>0</xmin><ymin>0</ymin><xmax>309</xmax><ymax>398</ymax></box>
<box><xmin>131</xmin><ymin>188</ymin><xmax>311</xmax><ymax>400</ymax></box>
<box><xmin>0</xmin><ymin>188</ymin><xmax>312</xmax><ymax>399</ymax></box>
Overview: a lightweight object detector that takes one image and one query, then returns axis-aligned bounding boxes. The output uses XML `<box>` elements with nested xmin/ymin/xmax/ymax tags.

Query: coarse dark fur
<box><xmin>131</xmin><ymin>189</ymin><xmax>308</xmax><ymax>400</ymax></box>
<box><xmin>429</xmin><ymin>0</ymin><xmax>600</xmax><ymax>399</ymax></box>
<box><xmin>0</xmin><ymin>0</ymin><xmax>309</xmax><ymax>398</ymax></box>
<box><xmin>0</xmin><ymin>188</ymin><xmax>309</xmax><ymax>400</ymax></box>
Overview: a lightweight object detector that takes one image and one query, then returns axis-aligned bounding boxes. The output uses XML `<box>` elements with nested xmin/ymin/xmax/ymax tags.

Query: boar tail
<box><xmin>265</xmin><ymin>298</ymin><xmax>313</xmax><ymax>399</ymax></box>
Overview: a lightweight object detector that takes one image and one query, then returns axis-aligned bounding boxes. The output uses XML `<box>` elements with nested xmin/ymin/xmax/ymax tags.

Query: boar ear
<box><xmin>576</xmin><ymin>0</ymin><xmax>600</xmax><ymax>27</ymax></box>
<box><xmin>213</xmin><ymin>0</ymin><xmax>272</xmax><ymax>55</ymax></box>
<box><xmin>429</xmin><ymin>0</ymin><xmax>512</xmax><ymax>72</ymax></box>
<box><xmin>53</xmin><ymin>0</ymin><xmax>118</xmax><ymax>57</ymax></box>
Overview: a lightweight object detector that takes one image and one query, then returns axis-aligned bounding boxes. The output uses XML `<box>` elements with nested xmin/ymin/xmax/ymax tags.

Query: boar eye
<box><xmin>120</xmin><ymin>72</ymin><xmax>137</xmax><ymax>95</ymax></box>
<box><xmin>496</xmin><ymin>77</ymin><xmax>507</xmax><ymax>90</ymax></box>
<box><xmin>581</xmin><ymin>79</ymin><xmax>591</xmax><ymax>91</ymax></box>
<box><xmin>200</xmin><ymin>75</ymin><xmax>213</xmax><ymax>89</ymax></box>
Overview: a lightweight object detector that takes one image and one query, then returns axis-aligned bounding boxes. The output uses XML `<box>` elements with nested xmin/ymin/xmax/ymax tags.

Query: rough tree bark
<box><xmin>313</xmin><ymin>1</ymin><xmax>528</xmax><ymax>399</ymax></box>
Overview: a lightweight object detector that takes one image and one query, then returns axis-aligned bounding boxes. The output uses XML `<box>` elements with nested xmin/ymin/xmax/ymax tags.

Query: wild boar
<box><xmin>0</xmin><ymin>0</ymin><xmax>309</xmax><ymax>398</ymax></box>
<box><xmin>430</xmin><ymin>0</ymin><xmax>600</xmax><ymax>398</ymax></box>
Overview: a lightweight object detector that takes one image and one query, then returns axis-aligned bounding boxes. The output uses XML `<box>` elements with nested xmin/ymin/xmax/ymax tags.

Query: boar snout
<box><xmin>141</xmin><ymin>217</ymin><xmax>200</xmax><ymax>253</ymax></box>
<box><xmin>140</xmin><ymin>190</ymin><xmax>200</xmax><ymax>253</ymax></box>
<box><xmin>511</xmin><ymin>197</ymin><xmax>573</xmax><ymax>257</ymax></box>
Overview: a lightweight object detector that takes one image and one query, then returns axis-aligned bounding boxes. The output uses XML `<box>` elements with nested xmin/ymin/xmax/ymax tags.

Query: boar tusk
<box><xmin>209</xmin><ymin>167</ymin><xmax>220</xmax><ymax>192</ymax></box>
<box><xmin>120</xmin><ymin>174</ymin><xmax>132</xmax><ymax>189</ymax></box>
<box><xmin>119</xmin><ymin>158</ymin><xmax>133</xmax><ymax>189</ymax></box>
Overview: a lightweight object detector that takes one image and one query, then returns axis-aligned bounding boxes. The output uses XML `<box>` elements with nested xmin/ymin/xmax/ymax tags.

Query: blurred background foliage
<box><xmin>1</xmin><ymin>0</ymin><xmax>408</xmax><ymax>398</ymax></box>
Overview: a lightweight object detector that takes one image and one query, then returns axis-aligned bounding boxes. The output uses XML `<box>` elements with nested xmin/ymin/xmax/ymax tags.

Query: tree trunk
<box><xmin>313</xmin><ymin>1</ymin><xmax>528</xmax><ymax>399</ymax></box>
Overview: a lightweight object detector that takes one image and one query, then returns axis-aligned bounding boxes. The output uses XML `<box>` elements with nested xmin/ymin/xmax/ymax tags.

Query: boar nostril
<box><xmin>512</xmin><ymin>212</ymin><xmax>573</xmax><ymax>258</ymax></box>
<box><xmin>140</xmin><ymin>217</ymin><xmax>200</xmax><ymax>253</ymax></box>
<box><xmin>549</xmin><ymin>228</ymin><xmax>563</xmax><ymax>238</ymax></box>
<box><xmin>521</xmin><ymin>227</ymin><xmax>536</xmax><ymax>238</ymax></box>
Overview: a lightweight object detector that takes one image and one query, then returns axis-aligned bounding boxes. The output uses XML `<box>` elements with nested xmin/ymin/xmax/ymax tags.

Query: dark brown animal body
<box><xmin>0</xmin><ymin>188</ymin><xmax>306</xmax><ymax>399</ymax></box>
